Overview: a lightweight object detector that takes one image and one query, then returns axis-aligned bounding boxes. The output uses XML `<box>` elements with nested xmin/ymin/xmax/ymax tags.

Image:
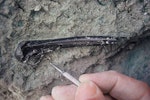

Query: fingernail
<box><xmin>40</xmin><ymin>95</ymin><xmax>51</xmax><ymax>100</ymax></box>
<box><xmin>52</xmin><ymin>86</ymin><xmax>60</xmax><ymax>95</ymax></box>
<box><xmin>76</xmin><ymin>81</ymin><xmax>101</xmax><ymax>100</ymax></box>
<box><xmin>79</xmin><ymin>74</ymin><xmax>89</xmax><ymax>82</ymax></box>
<box><xmin>52</xmin><ymin>85</ymin><xmax>77</xmax><ymax>100</ymax></box>
<box><xmin>40</xmin><ymin>96</ymin><xmax>45</xmax><ymax>100</ymax></box>
<box><xmin>52</xmin><ymin>85</ymin><xmax>76</xmax><ymax>95</ymax></box>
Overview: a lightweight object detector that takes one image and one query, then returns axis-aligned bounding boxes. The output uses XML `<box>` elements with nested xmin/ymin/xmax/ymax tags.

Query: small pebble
<box><xmin>34</xmin><ymin>5</ymin><xmax>41</xmax><ymax>11</ymax></box>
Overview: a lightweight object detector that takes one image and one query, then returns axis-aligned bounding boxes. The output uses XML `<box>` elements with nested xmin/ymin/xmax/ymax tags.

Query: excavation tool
<box><xmin>47</xmin><ymin>57</ymin><xmax>80</xmax><ymax>86</ymax></box>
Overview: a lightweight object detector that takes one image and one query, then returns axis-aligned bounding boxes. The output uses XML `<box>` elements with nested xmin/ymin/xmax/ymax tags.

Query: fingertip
<box><xmin>75</xmin><ymin>81</ymin><xmax>105</xmax><ymax>100</ymax></box>
<box><xmin>40</xmin><ymin>95</ymin><xmax>53</xmax><ymax>100</ymax></box>
<box><xmin>52</xmin><ymin>85</ymin><xmax>77</xmax><ymax>100</ymax></box>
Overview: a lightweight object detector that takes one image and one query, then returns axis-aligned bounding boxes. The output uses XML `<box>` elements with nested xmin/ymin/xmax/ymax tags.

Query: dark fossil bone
<box><xmin>15</xmin><ymin>36</ymin><xmax>127</xmax><ymax>65</ymax></box>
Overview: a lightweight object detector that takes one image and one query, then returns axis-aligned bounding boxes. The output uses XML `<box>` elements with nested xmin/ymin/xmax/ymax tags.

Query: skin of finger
<box><xmin>40</xmin><ymin>95</ymin><xmax>54</xmax><ymax>100</ymax></box>
<box><xmin>140</xmin><ymin>89</ymin><xmax>150</xmax><ymax>100</ymax></box>
<box><xmin>104</xmin><ymin>95</ymin><xmax>116</xmax><ymax>100</ymax></box>
<box><xmin>79</xmin><ymin>70</ymin><xmax>150</xmax><ymax>100</ymax></box>
<box><xmin>52</xmin><ymin>84</ymin><xmax>77</xmax><ymax>100</ymax></box>
<box><xmin>75</xmin><ymin>81</ymin><xmax>105</xmax><ymax>100</ymax></box>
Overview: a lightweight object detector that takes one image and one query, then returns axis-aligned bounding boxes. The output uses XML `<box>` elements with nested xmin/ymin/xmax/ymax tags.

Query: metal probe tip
<box><xmin>47</xmin><ymin>57</ymin><xmax>80</xmax><ymax>86</ymax></box>
<box><xmin>49</xmin><ymin>62</ymin><xmax>63</xmax><ymax>73</ymax></box>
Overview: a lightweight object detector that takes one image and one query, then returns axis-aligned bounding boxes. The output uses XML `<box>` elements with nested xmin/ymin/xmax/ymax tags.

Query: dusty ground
<box><xmin>0</xmin><ymin>0</ymin><xmax>150</xmax><ymax>100</ymax></box>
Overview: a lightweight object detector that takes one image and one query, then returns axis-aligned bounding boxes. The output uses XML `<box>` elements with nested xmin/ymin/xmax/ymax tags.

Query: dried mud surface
<box><xmin>0</xmin><ymin>0</ymin><xmax>150</xmax><ymax>100</ymax></box>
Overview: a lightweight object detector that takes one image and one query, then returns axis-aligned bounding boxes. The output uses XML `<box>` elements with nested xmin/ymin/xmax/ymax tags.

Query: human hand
<box><xmin>40</xmin><ymin>71</ymin><xmax>150</xmax><ymax>100</ymax></box>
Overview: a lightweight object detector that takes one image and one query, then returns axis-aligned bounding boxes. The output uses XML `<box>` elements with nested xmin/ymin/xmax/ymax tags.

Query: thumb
<box><xmin>75</xmin><ymin>81</ymin><xmax>105</xmax><ymax>100</ymax></box>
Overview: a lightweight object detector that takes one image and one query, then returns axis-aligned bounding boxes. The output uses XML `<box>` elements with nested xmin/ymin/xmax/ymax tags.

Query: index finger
<box><xmin>79</xmin><ymin>71</ymin><xmax>150</xmax><ymax>100</ymax></box>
